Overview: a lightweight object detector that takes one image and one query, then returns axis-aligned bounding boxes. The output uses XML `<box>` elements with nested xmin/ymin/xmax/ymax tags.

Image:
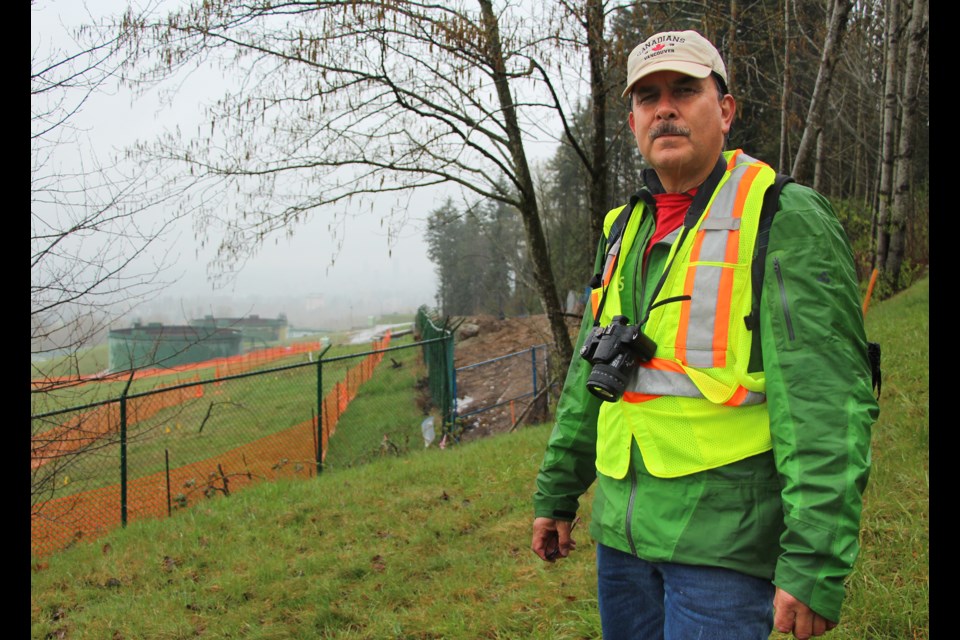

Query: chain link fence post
<box><xmin>315</xmin><ymin>345</ymin><xmax>331</xmax><ymax>475</ymax></box>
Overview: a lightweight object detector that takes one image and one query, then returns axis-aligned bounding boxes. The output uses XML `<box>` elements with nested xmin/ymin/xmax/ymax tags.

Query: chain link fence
<box><xmin>413</xmin><ymin>306</ymin><xmax>457</xmax><ymax>435</ymax></box>
<box><xmin>30</xmin><ymin>329</ymin><xmax>458</xmax><ymax>558</ymax></box>
<box><xmin>453</xmin><ymin>344</ymin><xmax>552</xmax><ymax>439</ymax></box>
<box><xmin>413</xmin><ymin>307</ymin><xmax>555</xmax><ymax>441</ymax></box>
<box><xmin>30</xmin><ymin>315</ymin><xmax>554</xmax><ymax>558</ymax></box>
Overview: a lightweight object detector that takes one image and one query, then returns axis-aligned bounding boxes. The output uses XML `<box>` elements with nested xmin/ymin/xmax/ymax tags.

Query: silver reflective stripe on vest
<box><xmin>627</xmin><ymin>366</ymin><xmax>700</xmax><ymax>396</ymax></box>
<box><xmin>625</xmin><ymin>364</ymin><xmax>766</xmax><ymax>405</ymax></box>
<box><xmin>681</xmin><ymin>154</ymin><xmax>757</xmax><ymax>367</ymax></box>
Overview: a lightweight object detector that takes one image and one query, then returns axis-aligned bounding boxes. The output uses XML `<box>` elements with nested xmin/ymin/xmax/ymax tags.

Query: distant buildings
<box><xmin>189</xmin><ymin>313</ymin><xmax>289</xmax><ymax>347</ymax></box>
<box><xmin>107</xmin><ymin>314</ymin><xmax>289</xmax><ymax>372</ymax></box>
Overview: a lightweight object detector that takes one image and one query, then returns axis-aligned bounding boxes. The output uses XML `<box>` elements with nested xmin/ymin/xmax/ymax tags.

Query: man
<box><xmin>531</xmin><ymin>30</ymin><xmax>878</xmax><ymax>640</ymax></box>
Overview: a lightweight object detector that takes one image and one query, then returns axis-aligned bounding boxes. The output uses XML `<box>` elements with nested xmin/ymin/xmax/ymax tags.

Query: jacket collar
<box><xmin>640</xmin><ymin>154</ymin><xmax>727</xmax><ymax>229</ymax></box>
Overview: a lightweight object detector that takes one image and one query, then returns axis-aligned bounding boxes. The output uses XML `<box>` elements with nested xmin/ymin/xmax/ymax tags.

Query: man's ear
<box><xmin>628</xmin><ymin>109</ymin><xmax>637</xmax><ymax>138</ymax></box>
<box><xmin>720</xmin><ymin>94</ymin><xmax>736</xmax><ymax>134</ymax></box>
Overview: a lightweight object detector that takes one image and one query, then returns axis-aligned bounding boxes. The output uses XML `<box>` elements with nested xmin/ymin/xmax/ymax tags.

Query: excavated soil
<box><xmin>447</xmin><ymin>313</ymin><xmax>581</xmax><ymax>443</ymax></box>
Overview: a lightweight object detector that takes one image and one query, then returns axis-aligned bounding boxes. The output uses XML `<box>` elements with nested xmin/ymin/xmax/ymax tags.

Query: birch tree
<box><xmin>778</xmin><ymin>0</ymin><xmax>792</xmax><ymax>173</ymax></box>
<box><xmin>791</xmin><ymin>0</ymin><xmax>853</xmax><ymax>182</ymax></box>
<box><xmin>883</xmin><ymin>0</ymin><xmax>928</xmax><ymax>290</ymax></box>
<box><xmin>873</xmin><ymin>0</ymin><xmax>900</xmax><ymax>274</ymax></box>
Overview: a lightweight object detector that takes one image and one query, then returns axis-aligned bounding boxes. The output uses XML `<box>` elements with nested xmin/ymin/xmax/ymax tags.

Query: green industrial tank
<box><xmin>188</xmin><ymin>314</ymin><xmax>289</xmax><ymax>348</ymax></box>
<box><xmin>108</xmin><ymin>322</ymin><xmax>243</xmax><ymax>372</ymax></box>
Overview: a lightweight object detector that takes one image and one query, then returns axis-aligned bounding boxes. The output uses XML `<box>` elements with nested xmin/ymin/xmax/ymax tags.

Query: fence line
<box><xmin>31</xmin><ymin>341</ymin><xmax>324</xmax><ymax>390</ymax></box>
<box><xmin>31</xmin><ymin>328</ymin><xmax>551</xmax><ymax>558</ymax></box>
<box><xmin>31</xmin><ymin>375</ymin><xmax>205</xmax><ymax>471</ymax></box>
<box><xmin>414</xmin><ymin>306</ymin><xmax>457</xmax><ymax>434</ymax></box>
<box><xmin>32</xmin><ymin>415</ymin><xmax>323</xmax><ymax>557</ymax></box>
<box><xmin>452</xmin><ymin>344</ymin><xmax>551</xmax><ymax>437</ymax></box>
<box><xmin>31</xmin><ymin>333</ymin><xmax>398</xmax><ymax>558</ymax></box>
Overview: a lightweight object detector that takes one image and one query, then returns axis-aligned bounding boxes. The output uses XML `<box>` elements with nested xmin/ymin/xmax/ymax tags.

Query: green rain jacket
<box><xmin>533</xmin><ymin>165</ymin><xmax>878</xmax><ymax>622</ymax></box>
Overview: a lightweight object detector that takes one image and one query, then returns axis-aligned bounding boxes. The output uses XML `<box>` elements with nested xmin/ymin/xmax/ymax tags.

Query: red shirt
<box><xmin>644</xmin><ymin>189</ymin><xmax>696</xmax><ymax>265</ymax></box>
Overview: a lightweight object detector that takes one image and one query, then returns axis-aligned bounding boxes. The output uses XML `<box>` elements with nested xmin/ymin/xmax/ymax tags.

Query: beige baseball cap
<box><xmin>622</xmin><ymin>30</ymin><xmax>727</xmax><ymax>98</ymax></box>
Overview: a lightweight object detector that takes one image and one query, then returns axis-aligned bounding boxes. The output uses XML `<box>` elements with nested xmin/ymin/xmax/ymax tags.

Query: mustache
<box><xmin>649</xmin><ymin>123</ymin><xmax>691</xmax><ymax>140</ymax></box>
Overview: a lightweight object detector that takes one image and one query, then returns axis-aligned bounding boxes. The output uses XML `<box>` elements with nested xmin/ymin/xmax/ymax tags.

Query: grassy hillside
<box><xmin>30</xmin><ymin>277</ymin><xmax>929</xmax><ymax>640</ymax></box>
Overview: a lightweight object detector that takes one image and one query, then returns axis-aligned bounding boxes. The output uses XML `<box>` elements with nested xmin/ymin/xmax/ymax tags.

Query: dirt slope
<box><xmin>449</xmin><ymin>313</ymin><xmax>581</xmax><ymax>443</ymax></box>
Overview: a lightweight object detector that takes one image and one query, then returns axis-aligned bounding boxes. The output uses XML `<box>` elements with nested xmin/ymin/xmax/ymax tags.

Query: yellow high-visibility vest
<box><xmin>593</xmin><ymin>150</ymin><xmax>776</xmax><ymax>478</ymax></box>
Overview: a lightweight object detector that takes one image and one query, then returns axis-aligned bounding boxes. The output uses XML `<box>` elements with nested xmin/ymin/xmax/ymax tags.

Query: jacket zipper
<box><xmin>625</xmin><ymin>463</ymin><xmax>639</xmax><ymax>556</ymax></box>
<box><xmin>624</xmin><ymin>216</ymin><xmax>652</xmax><ymax>556</ymax></box>
<box><xmin>773</xmin><ymin>257</ymin><xmax>795</xmax><ymax>341</ymax></box>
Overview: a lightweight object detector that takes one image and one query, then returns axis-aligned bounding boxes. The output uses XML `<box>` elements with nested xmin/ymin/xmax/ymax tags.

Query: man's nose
<box><xmin>655</xmin><ymin>97</ymin><xmax>678</xmax><ymax>119</ymax></box>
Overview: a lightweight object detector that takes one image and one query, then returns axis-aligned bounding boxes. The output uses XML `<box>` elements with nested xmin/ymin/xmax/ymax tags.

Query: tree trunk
<box><xmin>790</xmin><ymin>0</ymin><xmax>853</xmax><ymax>183</ymax></box>
<box><xmin>478</xmin><ymin>0</ymin><xmax>573</xmax><ymax>367</ymax></box>
<box><xmin>814</xmin><ymin>130</ymin><xmax>824</xmax><ymax>192</ymax></box>
<box><xmin>886</xmin><ymin>0</ymin><xmax>928</xmax><ymax>291</ymax></box>
<box><xmin>586</xmin><ymin>0</ymin><xmax>608</xmax><ymax>255</ymax></box>
<box><xmin>854</xmin><ymin>73</ymin><xmax>865</xmax><ymax>201</ymax></box>
<box><xmin>875</xmin><ymin>0</ymin><xmax>900</xmax><ymax>273</ymax></box>
<box><xmin>778</xmin><ymin>0</ymin><xmax>791</xmax><ymax>174</ymax></box>
<box><xmin>727</xmin><ymin>0</ymin><xmax>738</xmax><ymax>91</ymax></box>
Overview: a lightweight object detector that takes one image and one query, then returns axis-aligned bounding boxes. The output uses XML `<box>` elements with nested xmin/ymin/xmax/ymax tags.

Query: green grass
<box><xmin>31</xmin><ymin>428</ymin><xmax>598</xmax><ymax>640</ymax></box>
<box><xmin>322</xmin><ymin>343</ymin><xmax>430</xmax><ymax>469</ymax></box>
<box><xmin>30</xmin><ymin>279</ymin><xmax>928</xmax><ymax>639</ymax></box>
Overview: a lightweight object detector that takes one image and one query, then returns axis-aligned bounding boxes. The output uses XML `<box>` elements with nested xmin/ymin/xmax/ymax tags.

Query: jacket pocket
<box><xmin>772</xmin><ymin>257</ymin><xmax>797</xmax><ymax>343</ymax></box>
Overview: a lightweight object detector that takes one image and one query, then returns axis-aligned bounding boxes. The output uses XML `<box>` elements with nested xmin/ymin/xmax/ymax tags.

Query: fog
<box><xmin>134</xmin><ymin>208</ymin><xmax>442</xmax><ymax>331</ymax></box>
<box><xmin>32</xmin><ymin>0</ymin><xmax>444</xmax><ymax>333</ymax></box>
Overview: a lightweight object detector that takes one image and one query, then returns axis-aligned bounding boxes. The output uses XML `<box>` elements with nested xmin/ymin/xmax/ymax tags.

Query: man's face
<box><xmin>628</xmin><ymin>71</ymin><xmax>735</xmax><ymax>188</ymax></box>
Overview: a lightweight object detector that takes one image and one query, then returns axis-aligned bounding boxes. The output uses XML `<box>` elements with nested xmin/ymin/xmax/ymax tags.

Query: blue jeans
<box><xmin>596</xmin><ymin>543</ymin><xmax>775</xmax><ymax>640</ymax></box>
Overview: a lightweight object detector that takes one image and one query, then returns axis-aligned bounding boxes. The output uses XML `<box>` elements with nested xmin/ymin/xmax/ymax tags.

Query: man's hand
<box><xmin>531</xmin><ymin>516</ymin><xmax>578</xmax><ymax>562</ymax></box>
<box><xmin>773</xmin><ymin>588</ymin><xmax>838</xmax><ymax>639</ymax></box>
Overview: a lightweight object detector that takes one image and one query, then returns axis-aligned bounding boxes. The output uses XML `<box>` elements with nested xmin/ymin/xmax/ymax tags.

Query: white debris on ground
<box><xmin>421</xmin><ymin>415</ymin><xmax>436</xmax><ymax>447</ymax></box>
<box><xmin>348</xmin><ymin>323</ymin><xmax>414</xmax><ymax>344</ymax></box>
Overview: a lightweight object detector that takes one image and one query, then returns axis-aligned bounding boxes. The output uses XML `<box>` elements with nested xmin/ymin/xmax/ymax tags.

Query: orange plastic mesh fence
<box><xmin>31</xmin><ymin>333</ymin><xmax>394</xmax><ymax>558</ymax></box>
